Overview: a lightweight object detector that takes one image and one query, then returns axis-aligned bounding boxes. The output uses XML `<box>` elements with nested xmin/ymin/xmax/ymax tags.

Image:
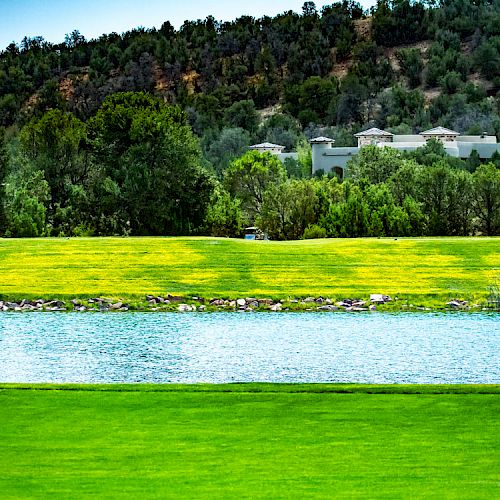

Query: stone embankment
<box><xmin>0</xmin><ymin>294</ymin><xmax>490</xmax><ymax>312</ymax></box>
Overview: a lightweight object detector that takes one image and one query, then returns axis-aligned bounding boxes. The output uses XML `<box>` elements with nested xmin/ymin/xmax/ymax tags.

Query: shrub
<box><xmin>303</xmin><ymin>224</ymin><xmax>327</xmax><ymax>240</ymax></box>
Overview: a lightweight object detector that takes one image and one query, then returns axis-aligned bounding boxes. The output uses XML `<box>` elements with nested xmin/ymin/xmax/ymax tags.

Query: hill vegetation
<box><xmin>0</xmin><ymin>0</ymin><xmax>499</xmax><ymax>238</ymax></box>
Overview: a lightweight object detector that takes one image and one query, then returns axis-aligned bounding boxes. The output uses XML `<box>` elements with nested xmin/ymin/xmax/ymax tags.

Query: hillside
<box><xmin>1</xmin><ymin>0</ymin><xmax>499</xmax><ymax>137</ymax></box>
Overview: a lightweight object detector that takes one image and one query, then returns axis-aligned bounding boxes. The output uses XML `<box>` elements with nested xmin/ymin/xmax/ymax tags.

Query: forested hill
<box><xmin>0</xmin><ymin>1</ymin><xmax>499</xmax><ymax>240</ymax></box>
<box><xmin>1</xmin><ymin>0</ymin><xmax>499</xmax><ymax>140</ymax></box>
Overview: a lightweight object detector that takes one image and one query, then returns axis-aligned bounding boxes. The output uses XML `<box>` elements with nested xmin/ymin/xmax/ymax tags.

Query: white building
<box><xmin>251</xmin><ymin>127</ymin><xmax>500</xmax><ymax>178</ymax></box>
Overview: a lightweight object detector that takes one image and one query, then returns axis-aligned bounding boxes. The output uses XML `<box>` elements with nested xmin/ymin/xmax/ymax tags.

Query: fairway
<box><xmin>0</xmin><ymin>236</ymin><xmax>498</xmax><ymax>301</ymax></box>
<box><xmin>0</xmin><ymin>384</ymin><xmax>498</xmax><ymax>498</ymax></box>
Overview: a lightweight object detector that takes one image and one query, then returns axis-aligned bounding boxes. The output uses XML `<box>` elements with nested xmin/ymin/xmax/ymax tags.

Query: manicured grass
<box><xmin>0</xmin><ymin>236</ymin><xmax>498</xmax><ymax>302</ymax></box>
<box><xmin>0</xmin><ymin>384</ymin><xmax>498</xmax><ymax>498</ymax></box>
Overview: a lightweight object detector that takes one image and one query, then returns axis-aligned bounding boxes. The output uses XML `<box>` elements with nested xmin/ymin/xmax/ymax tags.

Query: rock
<box><xmin>110</xmin><ymin>302</ymin><xmax>123</xmax><ymax>310</ymax></box>
<box><xmin>317</xmin><ymin>305</ymin><xmax>338</xmax><ymax>312</ymax></box>
<box><xmin>197</xmin><ymin>305</ymin><xmax>206</xmax><ymax>312</ymax></box>
<box><xmin>249</xmin><ymin>301</ymin><xmax>259</xmax><ymax>308</ymax></box>
<box><xmin>370</xmin><ymin>294</ymin><xmax>391</xmax><ymax>304</ymax></box>
<box><xmin>148</xmin><ymin>298</ymin><xmax>157</xmax><ymax>305</ymax></box>
<box><xmin>270</xmin><ymin>303</ymin><xmax>282</xmax><ymax>312</ymax></box>
<box><xmin>352</xmin><ymin>300</ymin><xmax>366</xmax><ymax>307</ymax></box>
<box><xmin>5</xmin><ymin>302</ymin><xmax>18</xmax><ymax>309</ymax></box>
<box><xmin>351</xmin><ymin>307</ymin><xmax>368</xmax><ymax>312</ymax></box>
<box><xmin>259</xmin><ymin>299</ymin><xmax>274</xmax><ymax>305</ymax></box>
<box><xmin>229</xmin><ymin>301</ymin><xmax>236</xmax><ymax>308</ymax></box>
<box><xmin>369</xmin><ymin>305</ymin><xmax>377</xmax><ymax>311</ymax></box>
<box><xmin>315</xmin><ymin>298</ymin><xmax>324</xmax><ymax>303</ymax></box>
<box><xmin>303</xmin><ymin>297</ymin><xmax>315</xmax><ymax>303</ymax></box>
<box><xmin>167</xmin><ymin>295</ymin><xmax>183</xmax><ymax>303</ymax></box>
<box><xmin>237</xmin><ymin>298</ymin><xmax>246</xmax><ymax>307</ymax></box>
<box><xmin>337</xmin><ymin>301</ymin><xmax>351</xmax><ymax>308</ymax></box>
<box><xmin>2</xmin><ymin>305</ymin><xmax>9</xmax><ymax>311</ymax></box>
<box><xmin>325</xmin><ymin>298</ymin><xmax>332</xmax><ymax>305</ymax></box>
<box><xmin>178</xmin><ymin>304</ymin><xmax>193</xmax><ymax>312</ymax></box>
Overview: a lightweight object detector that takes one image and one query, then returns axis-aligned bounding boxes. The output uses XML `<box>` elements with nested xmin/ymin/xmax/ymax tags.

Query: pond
<box><xmin>0</xmin><ymin>312</ymin><xmax>498</xmax><ymax>384</ymax></box>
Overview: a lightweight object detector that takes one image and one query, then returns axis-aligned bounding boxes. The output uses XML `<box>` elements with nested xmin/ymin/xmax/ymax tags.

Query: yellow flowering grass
<box><xmin>0</xmin><ymin>236</ymin><xmax>498</xmax><ymax>301</ymax></box>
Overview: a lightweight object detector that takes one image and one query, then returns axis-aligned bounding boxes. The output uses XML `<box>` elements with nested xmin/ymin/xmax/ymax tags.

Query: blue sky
<box><xmin>0</xmin><ymin>0</ymin><xmax>377</xmax><ymax>50</ymax></box>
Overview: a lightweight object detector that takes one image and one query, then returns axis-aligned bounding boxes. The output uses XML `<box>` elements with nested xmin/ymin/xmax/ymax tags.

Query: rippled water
<box><xmin>0</xmin><ymin>312</ymin><xmax>498</xmax><ymax>384</ymax></box>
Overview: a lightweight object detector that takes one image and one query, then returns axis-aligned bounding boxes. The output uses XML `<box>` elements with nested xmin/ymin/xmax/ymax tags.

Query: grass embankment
<box><xmin>0</xmin><ymin>384</ymin><xmax>498</xmax><ymax>498</ymax></box>
<box><xmin>0</xmin><ymin>236</ymin><xmax>498</xmax><ymax>306</ymax></box>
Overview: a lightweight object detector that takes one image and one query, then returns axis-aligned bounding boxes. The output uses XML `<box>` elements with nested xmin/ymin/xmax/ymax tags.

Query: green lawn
<box><xmin>0</xmin><ymin>236</ymin><xmax>498</xmax><ymax>302</ymax></box>
<box><xmin>0</xmin><ymin>384</ymin><xmax>498</xmax><ymax>498</ymax></box>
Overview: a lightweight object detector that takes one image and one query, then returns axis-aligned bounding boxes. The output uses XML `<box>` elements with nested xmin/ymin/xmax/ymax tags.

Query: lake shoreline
<box><xmin>1</xmin><ymin>383</ymin><xmax>499</xmax><ymax>393</ymax></box>
<box><xmin>1</xmin><ymin>295</ymin><xmax>497</xmax><ymax>313</ymax></box>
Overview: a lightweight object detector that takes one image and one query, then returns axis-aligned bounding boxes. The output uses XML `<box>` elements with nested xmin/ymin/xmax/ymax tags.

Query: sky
<box><xmin>0</xmin><ymin>0</ymin><xmax>377</xmax><ymax>50</ymax></box>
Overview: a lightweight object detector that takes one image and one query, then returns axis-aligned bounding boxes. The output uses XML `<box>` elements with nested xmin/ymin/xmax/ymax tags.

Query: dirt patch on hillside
<box><xmin>354</xmin><ymin>18</ymin><xmax>372</xmax><ymax>41</ymax></box>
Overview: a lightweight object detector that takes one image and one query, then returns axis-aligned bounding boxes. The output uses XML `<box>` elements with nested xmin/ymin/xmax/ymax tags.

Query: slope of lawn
<box><xmin>0</xmin><ymin>236</ymin><xmax>498</xmax><ymax>301</ymax></box>
<box><xmin>0</xmin><ymin>384</ymin><xmax>498</xmax><ymax>498</ymax></box>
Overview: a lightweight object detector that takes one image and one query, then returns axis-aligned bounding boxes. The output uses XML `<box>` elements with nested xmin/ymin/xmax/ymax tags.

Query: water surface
<box><xmin>0</xmin><ymin>312</ymin><xmax>498</xmax><ymax>384</ymax></box>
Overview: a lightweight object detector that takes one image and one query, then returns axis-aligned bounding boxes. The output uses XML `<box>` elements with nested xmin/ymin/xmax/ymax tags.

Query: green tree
<box><xmin>19</xmin><ymin>109</ymin><xmax>88</xmax><ymax>220</ymax></box>
<box><xmin>348</xmin><ymin>146</ymin><xmax>404</xmax><ymax>185</ymax></box>
<box><xmin>0</xmin><ymin>131</ymin><xmax>8</xmax><ymax>234</ymax></box>
<box><xmin>204</xmin><ymin>127</ymin><xmax>251</xmax><ymax>177</ymax></box>
<box><xmin>223</xmin><ymin>100</ymin><xmax>260</xmax><ymax>133</ymax></box>
<box><xmin>204</xmin><ymin>186</ymin><xmax>245</xmax><ymax>237</ymax></box>
<box><xmin>4</xmin><ymin>169</ymin><xmax>50</xmax><ymax>237</ymax></box>
<box><xmin>225</xmin><ymin>150</ymin><xmax>286</xmax><ymax>219</ymax></box>
<box><xmin>258</xmin><ymin>179</ymin><xmax>319</xmax><ymax>240</ymax></box>
<box><xmin>473</xmin><ymin>163</ymin><xmax>500</xmax><ymax>236</ymax></box>
<box><xmin>396</xmin><ymin>48</ymin><xmax>423</xmax><ymax>88</ymax></box>
<box><xmin>89</xmin><ymin>92</ymin><xmax>214</xmax><ymax>235</ymax></box>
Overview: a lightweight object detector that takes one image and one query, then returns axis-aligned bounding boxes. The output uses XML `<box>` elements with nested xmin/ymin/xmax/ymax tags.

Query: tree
<box><xmin>89</xmin><ymin>92</ymin><xmax>214</xmax><ymax>235</ymax></box>
<box><xmin>204</xmin><ymin>186</ymin><xmax>245</xmax><ymax>237</ymax></box>
<box><xmin>0</xmin><ymin>130</ymin><xmax>8</xmax><ymax>234</ymax></box>
<box><xmin>348</xmin><ymin>146</ymin><xmax>404</xmax><ymax>185</ymax></box>
<box><xmin>4</xmin><ymin>170</ymin><xmax>50</xmax><ymax>237</ymax></box>
<box><xmin>466</xmin><ymin>149</ymin><xmax>481</xmax><ymax>172</ymax></box>
<box><xmin>418</xmin><ymin>162</ymin><xmax>472</xmax><ymax>236</ymax></box>
<box><xmin>20</xmin><ymin>109</ymin><xmax>88</xmax><ymax>206</ymax></box>
<box><xmin>257</xmin><ymin>179</ymin><xmax>318</xmax><ymax>240</ymax></box>
<box><xmin>205</xmin><ymin>127</ymin><xmax>251</xmax><ymax>177</ymax></box>
<box><xmin>473</xmin><ymin>163</ymin><xmax>500</xmax><ymax>236</ymax></box>
<box><xmin>223</xmin><ymin>100</ymin><xmax>260</xmax><ymax>133</ymax></box>
<box><xmin>396</xmin><ymin>48</ymin><xmax>423</xmax><ymax>88</ymax></box>
<box><xmin>225</xmin><ymin>150</ymin><xmax>287</xmax><ymax>219</ymax></box>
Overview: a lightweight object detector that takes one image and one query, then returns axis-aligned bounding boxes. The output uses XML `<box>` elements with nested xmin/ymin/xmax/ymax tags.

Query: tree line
<box><xmin>0</xmin><ymin>92</ymin><xmax>498</xmax><ymax>238</ymax></box>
